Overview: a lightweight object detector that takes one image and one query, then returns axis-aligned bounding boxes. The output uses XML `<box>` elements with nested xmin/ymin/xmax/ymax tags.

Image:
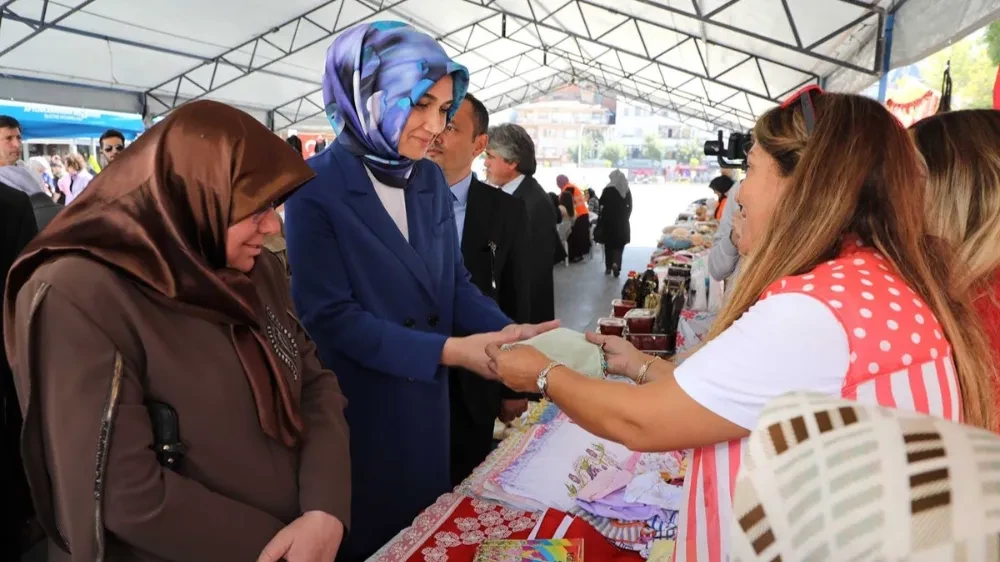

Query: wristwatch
<box><xmin>537</xmin><ymin>361</ymin><xmax>563</xmax><ymax>400</ymax></box>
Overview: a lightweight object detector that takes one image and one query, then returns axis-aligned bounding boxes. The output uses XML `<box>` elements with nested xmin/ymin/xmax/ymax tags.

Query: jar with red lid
<box><xmin>612</xmin><ymin>299</ymin><xmax>637</xmax><ymax>318</ymax></box>
<box><xmin>624</xmin><ymin>308</ymin><xmax>657</xmax><ymax>334</ymax></box>
<box><xmin>597</xmin><ymin>317</ymin><xmax>627</xmax><ymax>337</ymax></box>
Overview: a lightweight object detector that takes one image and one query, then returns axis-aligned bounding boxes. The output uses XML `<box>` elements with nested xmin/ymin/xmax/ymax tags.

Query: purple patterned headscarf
<box><xmin>323</xmin><ymin>21</ymin><xmax>469</xmax><ymax>187</ymax></box>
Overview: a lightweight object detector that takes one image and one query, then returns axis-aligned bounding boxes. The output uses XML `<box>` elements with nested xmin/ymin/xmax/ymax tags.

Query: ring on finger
<box><xmin>500</xmin><ymin>343</ymin><xmax>515</xmax><ymax>352</ymax></box>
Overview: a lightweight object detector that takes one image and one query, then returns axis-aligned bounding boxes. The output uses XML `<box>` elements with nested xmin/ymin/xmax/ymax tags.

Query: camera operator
<box><xmin>703</xmin><ymin>131</ymin><xmax>747</xmax><ymax>285</ymax></box>
<box><xmin>708</xmin><ymin>179</ymin><xmax>742</xmax><ymax>283</ymax></box>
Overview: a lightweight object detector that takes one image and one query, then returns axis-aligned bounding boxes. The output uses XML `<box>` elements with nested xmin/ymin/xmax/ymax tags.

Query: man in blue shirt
<box><xmin>427</xmin><ymin>94</ymin><xmax>532</xmax><ymax>484</ymax></box>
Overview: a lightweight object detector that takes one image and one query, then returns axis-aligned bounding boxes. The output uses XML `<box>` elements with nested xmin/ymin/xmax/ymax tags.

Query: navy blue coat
<box><xmin>284</xmin><ymin>142</ymin><xmax>510</xmax><ymax>561</ymax></box>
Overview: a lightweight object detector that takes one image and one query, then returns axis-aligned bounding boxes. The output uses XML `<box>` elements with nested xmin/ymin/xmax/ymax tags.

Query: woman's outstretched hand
<box><xmin>485</xmin><ymin>342</ymin><xmax>554</xmax><ymax>393</ymax></box>
<box><xmin>442</xmin><ymin>332</ymin><xmax>520</xmax><ymax>380</ymax></box>
<box><xmin>584</xmin><ymin>332</ymin><xmax>647</xmax><ymax>380</ymax></box>
<box><xmin>501</xmin><ymin>320</ymin><xmax>561</xmax><ymax>341</ymax></box>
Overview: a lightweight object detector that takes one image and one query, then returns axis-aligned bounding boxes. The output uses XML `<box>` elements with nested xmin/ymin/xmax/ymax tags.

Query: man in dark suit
<box><xmin>483</xmin><ymin>123</ymin><xmax>557</xmax><ymax>324</ymax></box>
<box><xmin>427</xmin><ymin>94</ymin><xmax>533</xmax><ymax>485</ymax></box>
<box><xmin>0</xmin><ymin>180</ymin><xmax>37</xmax><ymax>560</ymax></box>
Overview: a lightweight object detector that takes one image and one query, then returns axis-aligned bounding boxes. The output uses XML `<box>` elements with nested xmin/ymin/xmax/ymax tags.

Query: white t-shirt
<box><xmin>365</xmin><ymin>167</ymin><xmax>409</xmax><ymax>242</ymax></box>
<box><xmin>674</xmin><ymin>293</ymin><xmax>849</xmax><ymax>430</ymax></box>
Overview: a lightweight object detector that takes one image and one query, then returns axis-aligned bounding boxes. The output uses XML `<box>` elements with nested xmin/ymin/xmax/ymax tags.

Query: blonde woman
<box><xmin>911</xmin><ymin>109</ymin><xmax>1000</xmax><ymax>415</ymax></box>
<box><xmin>487</xmin><ymin>90</ymin><xmax>994</xmax><ymax>561</ymax></box>
<box><xmin>62</xmin><ymin>152</ymin><xmax>93</xmax><ymax>204</ymax></box>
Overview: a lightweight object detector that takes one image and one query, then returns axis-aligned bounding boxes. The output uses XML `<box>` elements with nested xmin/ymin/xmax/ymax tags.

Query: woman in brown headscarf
<box><xmin>4</xmin><ymin>100</ymin><xmax>350</xmax><ymax>562</ymax></box>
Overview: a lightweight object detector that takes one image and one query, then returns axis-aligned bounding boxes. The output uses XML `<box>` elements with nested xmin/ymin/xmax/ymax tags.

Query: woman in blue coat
<box><xmin>284</xmin><ymin>21</ymin><xmax>552</xmax><ymax>561</ymax></box>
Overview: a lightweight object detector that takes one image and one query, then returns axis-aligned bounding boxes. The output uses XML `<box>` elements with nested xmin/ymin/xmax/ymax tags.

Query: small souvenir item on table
<box><xmin>612</xmin><ymin>299</ymin><xmax>637</xmax><ymax>318</ymax></box>
<box><xmin>624</xmin><ymin>308</ymin><xmax>656</xmax><ymax>334</ymax></box>
<box><xmin>474</xmin><ymin>538</ymin><xmax>584</xmax><ymax>562</ymax></box>
<box><xmin>598</xmin><ymin>317</ymin><xmax>627</xmax><ymax>337</ymax></box>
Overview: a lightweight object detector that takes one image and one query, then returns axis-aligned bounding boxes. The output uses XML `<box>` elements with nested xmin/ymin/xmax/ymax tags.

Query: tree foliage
<box><xmin>642</xmin><ymin>135</ymin><xmax>664</xmax><ymax>161</ymax></box>
<box><xmin>919</xmin><ymin>36</ymin><xmax>994</xmax><ymax>109</ymax></box>
<box><xmin>601</xmin><ymin>143</ymin><xmax>626</xmax><ymax>163</ymax></box>
<box><xmin>985</xmin><ymin>20</ymin><xmax>1000</xmax><ymax>66</ymax></box>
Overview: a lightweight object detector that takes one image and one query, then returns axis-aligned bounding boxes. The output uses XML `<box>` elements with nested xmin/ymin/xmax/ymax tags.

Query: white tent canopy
<box><xmin>1</xmin><ymin>0</ymin><xmax>996</xmax><ymax>133</ymax></box>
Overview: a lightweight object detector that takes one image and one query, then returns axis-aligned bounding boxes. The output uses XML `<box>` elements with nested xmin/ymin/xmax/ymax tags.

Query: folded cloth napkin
<box><xmin>577</xmin><ymin>467</ymin><xmax>634</xmax><ymax>501</ymax></box>
<box><xmin>512</xmin><ymin>327</ymin><xmax>606</xmax><ymax>379</ymax></box>
<box><xmin>623</xmin><ymin>471</ymin><xmax>685</xmax><ymax>512</ymax></box>
<box><xmin>575</xmin><ymin>489</ymin><xmax>664</xmax><ymax>521</ymax></box>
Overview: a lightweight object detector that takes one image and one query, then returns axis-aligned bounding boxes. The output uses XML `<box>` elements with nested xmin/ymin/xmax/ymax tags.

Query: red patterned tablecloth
<box><xmin>370</xmin><ymin>495</ymin><xmax>538</xmax><ymax>562</ymax></box>
<box><xmin>370</xmin><ymin>405</ymin><xmax>548</xmax><ymax>561</ymax></box>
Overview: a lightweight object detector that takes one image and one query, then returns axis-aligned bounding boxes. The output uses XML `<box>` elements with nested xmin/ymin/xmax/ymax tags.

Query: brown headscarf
<box><xmin>3</xmin><ymin>100</ymin><xmax>315</xmax><ymax>446</ymax></box>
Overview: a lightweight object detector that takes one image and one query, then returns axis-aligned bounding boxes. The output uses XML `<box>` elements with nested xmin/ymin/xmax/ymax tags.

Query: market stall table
<box><xmin>370</xmin><ymin>402</ymin><xmax>677</xmax><ymax>562</ymax></box>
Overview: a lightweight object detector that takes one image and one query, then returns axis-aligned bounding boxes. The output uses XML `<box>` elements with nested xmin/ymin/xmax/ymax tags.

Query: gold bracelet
<box><xmin>636</xmin><ymin>357</ymin><xmax>658</xmax><ymax>385</ymax></box>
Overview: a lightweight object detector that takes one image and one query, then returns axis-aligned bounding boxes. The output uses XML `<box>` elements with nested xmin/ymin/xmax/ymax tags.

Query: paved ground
<box><xmin>555</xmin><ymin>182</ymin><xmax>714</xmax><ymax>332</ymax></box>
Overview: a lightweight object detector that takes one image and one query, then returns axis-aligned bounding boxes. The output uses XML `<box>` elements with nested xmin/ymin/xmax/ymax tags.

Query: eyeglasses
<box><xmin>103</xmin><ymin>144</ymin><xmax>124</xmax><ymax>153</ymax></box>
<box><xmin>252</xmin><ymin>201</ymin><xmax>281</xmax><ymax>224</ymax></box>
<box><xmin>781</xmin><ymin>84</ymin><xmax>823</xmax><ymax>135</ymax></box>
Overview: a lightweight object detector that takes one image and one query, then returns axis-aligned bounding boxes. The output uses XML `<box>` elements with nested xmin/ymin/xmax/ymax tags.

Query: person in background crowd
<box><xmin>486</xmin><ymin>91</ymin><xmax>995</xmax><ymax>562</ymax></box>
<box><xmin>0</xmin><ymin>115</ymin><xmax>24</xmax><ymax>168</ymax></box>
<box><xmin>586</xmin><ymin>187</ymin><xmax>600</xmax><ymax>215</ymax></box>
<box><xmin>284</xmin><ymin>22</ymin><xmax>554</xmax><ymax>561</ymax></box>
<box><xmin>554</xmin><ymin>187</ymin><xmax>572</xmax><ymax>266</ymax></box>
<box><xmin>709</xmin><ymin>167</ymin><xmax>735</xmax><ymax>220</ymax></box>
<box><xmin>426</xmin><ymin>92</ymin><xmax>533</xmax><ymax>485</ymax></box>
<box><xmin>911</xmin><ymin>109</ymin><xmax>1000</xmax><ymax>417</ymax></box>
<box><xmin>708</xmin><ymin>179</ymin><xmax>742</xmax><ymax>284</ymax></box>
<box><xmin>286</xmin><ymin>134</ymin><xmax>303</xmax><ymax>156</ymax></box>
<box><xmin>596</xmin><ymin>169</ymin><xmax>632</xmax><ymax>277</ymax></box>
<box><xmin>548</xmin><ymin>191</ymin><xmax>570</xmax><ymax>265</ymax></box>
<box><xmin>314</xmin><ymin>138</ymin><xmax>327</xmax><ymax>153</ymax></box>
<box><xmin>0</xmin><ymin>116</ymin><xmax>48</xmax><ymax>195</ymax></box>
<box><xmin>556</xmin><ymin>174</ymin><xmax>591</xmax><ymax>263</ymax></box>
<box><xmin>99</xmin><ymin>129</ymin><xmax>126</xmax><ymax>167</ymax></box>
<box><xmin>0</xmin><ymin>181</ymin><xmax>37</xmax><ymax>562</ymax></box>
<box><xmin>62</xmin><ymin>152</ymin><xmax>93</xmax><ymax>204</ymax></box>
<box><xmin>49</xmin><ymin>159</ymin><xmax>67</xmax><ymax>205</ymax></box>
<box><xmin>4</xmin><ymin>100</ymin><xmax>351</xmax><ymax>562</ymax></box>
<box><xmin>27</xmin><ymin>156</ymin><xmax>55</xmax><ymax>192</ymax></box>
<box><xmin>484</xmin><ymin>123</ymin><xmax>558</xmax><ymax>323</ymax></box>
<box><xmin>261</xmin><ymin>135</ymin><xmax>302</xmax><ymax>276</ymax></box>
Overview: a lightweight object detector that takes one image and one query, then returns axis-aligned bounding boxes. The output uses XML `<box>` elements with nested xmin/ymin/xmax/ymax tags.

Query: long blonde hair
<box><xmin>911</xmin><ymin>110</ymin><xmax>1000</xmax><ymax>297</ymax></box>
<box><xmin>704</xmin><ymin>93</ymin><xmax>995</xmax><ymax>429</ymax></box>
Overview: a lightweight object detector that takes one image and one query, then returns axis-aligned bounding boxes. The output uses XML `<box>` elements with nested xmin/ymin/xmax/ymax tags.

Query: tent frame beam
<box><xmin>0</xmin><ymin>9</ymin><xmax>317</xmax><ymax>87</ymax></box>
<box><xmin>268</xmin><ymin>15</ymin><xmax>759</xmax><ymax>131</ymax></box>
<box><xmin>144</xmin><ymin>0</ymin><xmax>409</xmax><ymax>117</ymax></box>
<box><xmin>486</xmin><ymin>19</ymin><xmax>787</xmax><ymax>113</ymax></box>
<box><xmin>613</xmin><ymin>0</ymin><xmax>883</xmax><ymax>74</ymax></box>
<box><xmin>454</xmin><ymin>0</ymin><xmax>819</xmax><ymax>105</ymax></box>
<box><xmin>0</xmin><ymin>0</ymin><xmax>97</xmax><ymax>58</ymax></box>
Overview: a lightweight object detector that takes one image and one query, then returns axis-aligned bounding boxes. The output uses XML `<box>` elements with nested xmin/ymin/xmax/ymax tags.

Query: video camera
<box><xmin>703</xmin><ymin>130</ymin><xmax>752</xmax><ymax>169</ymax></box>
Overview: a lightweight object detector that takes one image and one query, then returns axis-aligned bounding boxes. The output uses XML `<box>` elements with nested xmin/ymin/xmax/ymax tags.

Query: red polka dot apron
<box><xmin>673</xmin><ymin>241</ymin><xmax>962</xmax><ymax>562</ymax></box>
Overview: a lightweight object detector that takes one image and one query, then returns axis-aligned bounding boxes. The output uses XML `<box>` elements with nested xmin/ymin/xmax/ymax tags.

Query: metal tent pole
<box><xmin>878</xmin><ymin>14</ymin><xmax>896</xmax><ymax>103</ymax></box>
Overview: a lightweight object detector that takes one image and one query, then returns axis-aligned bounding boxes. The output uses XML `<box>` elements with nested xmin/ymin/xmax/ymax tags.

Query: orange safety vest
<box><xmin>564</xmin><ymin>184</ymin><xmax>589</xmax><ymax>218</ymax></box>
<box><xmin>715</xmin><ymin>196</ymin><xmax>727</xmax><ymax>221</ymax></box>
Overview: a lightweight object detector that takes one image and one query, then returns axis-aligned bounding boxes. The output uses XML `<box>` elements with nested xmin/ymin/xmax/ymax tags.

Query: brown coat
<box><xmin>10</xmin><ymin>251</ymin><xmax>350</xmax><ymax>562</ymax></box>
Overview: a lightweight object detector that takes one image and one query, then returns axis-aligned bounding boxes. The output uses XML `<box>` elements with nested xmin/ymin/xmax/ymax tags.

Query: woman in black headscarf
<box><xmin>597</xmin><ymin>169</ymin><xmax>633</xmax><ymax>277</ymax></box>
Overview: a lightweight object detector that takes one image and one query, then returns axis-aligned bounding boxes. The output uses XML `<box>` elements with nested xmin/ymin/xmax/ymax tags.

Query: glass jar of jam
<box><xmin>597</xmin><ymin>317</ymin><xmax>627</xmax><ymax>337</ymax></box>
<box><xmin>612</xmin><ymin>299</ymin><xmax>637</xmax><ymax>318</ymax></box>
<box><xmin>627</xmin><ymin>333</ymin><xmax>669</xmax><ymax>351</ymax></box>
<box><xmin>624</xmin><ymin>308</ymin><xmax>657</xmax><ymax>334</ymax></box>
